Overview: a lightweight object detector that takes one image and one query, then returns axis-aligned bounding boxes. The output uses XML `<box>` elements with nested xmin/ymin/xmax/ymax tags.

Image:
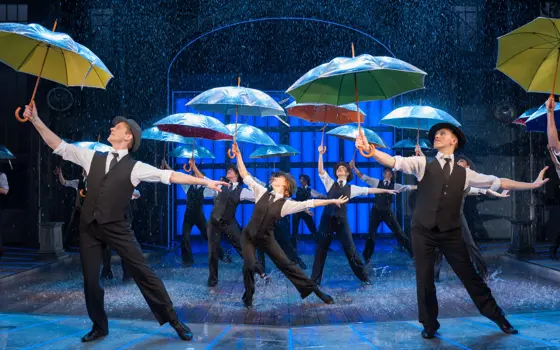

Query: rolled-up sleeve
<box><xmin>131</xmin><ymin>162</ymin><xmax>173</xmax><ymax>187</ymax></box>
<box><xmin>0</xmin><ymin>174</ymin><xmax>8</xmax><ymax>190</ymax></box>
<box><xmin>53</xmin><ymin>141</ymin><xmax>95</xmax><ymax>174</ymax></box>
<box><xmin>350</xmin><ymin>185</ymin><xmax>369</xmax><ymax>198</ymax></box>
<box><xmin>280</xmin><ymin>199</ymin><xmax>315</xmax><ymax>217</ymax></box>
<box><xmin>319</xmin><ymin>171</ymin><xmax>334</xmax><ymax>192</ymax></box>
<box><xmin>466</xmin><ymin>168</ymin><xmax>501</xmax><ymax>191</ymax></box>
<box><xmin>242</xmin><ymin>175</ymin><xmax>267</xmax><ymax>202</ymax></box>
<box><xmin>360</xmin><ymin>175</ymin><xmax>379</xmax><ymax>188</ymax></box>
<box><xmin>393</xmin><ymin>156</ymin><xmax>426</xmax><ymax>181</ymax></box>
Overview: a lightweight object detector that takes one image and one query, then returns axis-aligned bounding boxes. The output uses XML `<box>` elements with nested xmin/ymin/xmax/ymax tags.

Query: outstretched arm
<box><xmin>367</xmin><ymin>187</ymin><xmax>398</xmax><ymax>195</ymax></box>
<box><xmin>355</xmin><ymin>133</ymin><xmax>396</xmax><ymax>168</ymax></box>
<box><xmin>318</xmin><ymin>145</ymin><xmax>326</xmax><ymax>175</ymax></box>
<box><xmin>169</xmin><ymin>172</ymin><xmax>228</xmax><ymax>191</ymax></box>
<box><xmin>499</xmin><ymin>166</ymin><xmax>549</xmax><ymax>190</ymax></box>
<box><xmin>546</xmin><ymin>96</ymin><xmax>560</xmax><ymax>153</ymax></box>
<box><xmin>24</xmin><ymin>104</ymin><xmax>63</xmax><ymax>151</ymax></box>
<box><xmin>280</xmin><ymin>196</ymin><xmax>349</xmax><ymax>217</ymax></box>
<box><xmin>232</xmin><ymin>143</ymin><xmax>249</xmax><ymax>179</ymax></box>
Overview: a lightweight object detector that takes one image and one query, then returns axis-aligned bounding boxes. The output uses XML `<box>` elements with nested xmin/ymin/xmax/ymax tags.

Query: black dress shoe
<box><xmin>314</xmin><ymin>289</ymin><xmax>335</xmax><ymax>304</ymax></box>
<box><xmin>496</xmin><ymin>318</ymin><xmax>519</xmax><ymax>334</ymax></box>
<box><xmin>207</xmin><ymin>279</ymin><xmax>218</xmax><ymax>287</ymax></box>
<box><xmin>421</xmin><ymin>330</ymin><xmax>436</xmax><ymax>339</ymax></box>
<box><xmin>81</xmin><ymin>327</ymin><xmax>108</xmax><ymax>342</ymax></box>
<box><xmin>170</xmin><ymin>320</ymin><xmax>193</xmax><ymax>341</ymax></box>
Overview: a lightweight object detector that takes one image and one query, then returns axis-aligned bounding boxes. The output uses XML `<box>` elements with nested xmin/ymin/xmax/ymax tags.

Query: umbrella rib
<box><xmin>526</xmin><ymin>47</ymin><xmax>557</xmax><ymax>92</ymax></box>
<box><xmin>548</xmin><ymin>18</ymin><xmax>560</xmax><ymax>40</ymax></box>
<box><xmin>498</xmin><ymin>42</ymin><xmax>559</xmax><ymax>68</ymax></box>
<box><xmin>15</xmin><ymin>41</ymin><xmax>42</xmax><ymax>71</ymax></box>
<box><xmin>61</xmin><ymin>50</ymin><xmax>69</xmax><ymax>86</ymax></box>
<box><xmin>368</xmin><ymin>70</ymin><xmax>388</xmax><ymax>99</ymax></box>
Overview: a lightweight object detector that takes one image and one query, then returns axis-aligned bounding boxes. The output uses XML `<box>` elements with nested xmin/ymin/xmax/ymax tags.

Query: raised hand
<box><xmin>207</xmin><ymin>180</ymin><xmax>230</xmax><ymax>192</ymax></box>
<box><xmin>23</xmin><ymin>102</ymin><xmax>38</xmax><ymax>122</ymax></box>
<box><xmin>546</xmin><ymin>95</ymin><xmax>556</xmax><ymax>112</ymax></box>
<box><xmin>534</xmin><ymin>166</ymin><xmax>550</xmax><ymax>188</ymax></box>
<box><xmin>318</xmin><ymin>145</ymin><xmax>326</xmax><ymax>154</ymax></box>
<box><xmin>415</xmin><ymin>144</ymin><xmax>421</xmax><ymax>156</ymax></box>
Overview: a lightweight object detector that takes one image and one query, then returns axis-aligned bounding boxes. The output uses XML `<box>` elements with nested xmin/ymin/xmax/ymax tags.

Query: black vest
<box><xmin>413</xmin><ymin>159</ymin><xmax>466</xmax><ymax>231</ymax></box>
<box><xmin>74</xmin><ymin>177</ymin><xmax>87</xmax><ymax>208</ymax></box>
<box><xmin>322</xmin><ymin>181</ymin><xmax>351</xmax><ymax>218</ymax></box>
<box><xmin>210</xmin><ymin>184</ymin><xmax>243</xmax><ymax>223</ymax></box>
<box><xmin>295</xmin><ymin>186</ymin><xmax>312</xmax><ymax>201</ymax></box>
<box><xmin>81</xmin><ymin>152</ymin><xmax>137</xmax><ymax>224</ymax></box>
<box><xmin>373</xmin><ymin>180</ymin><xmax>395</xmax><ymax>210</ymax></box>
<box><xmin>243</xmin><ymin>192</ymin><xmax>286</xmax><ymax>238</ymax></box>
<box><xmin>186</xmin><ymin>185</ymin><xmax>205</xmax><ymax>213</ymax></box>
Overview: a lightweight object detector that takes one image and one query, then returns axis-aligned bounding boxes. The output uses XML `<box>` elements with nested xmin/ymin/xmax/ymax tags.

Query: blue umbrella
<box><xmin>392</xmin><ymin>138</ymin><xmax>433</xmax><ymax>150</ymax></box>
<box><xmin>225</xmin><ymin>124</ymin><xmax>276</xmax><ymax>146</ymax></box>
<box><xmin>141</xmin><ymin>127</ymin><xmax>194</xmax><ymax>144</ymax></box>
<box><xmin>326</xmin><ymin>125</ymin><xmax>388</xmax><ymax>149</ymax></box>
<box><xmin>249</xmin><ymin>144</ymin><xmax>301</xmax><ymax>158</ymax></box>
<box><xmin>524</xmin><ymin>104</ymin><xmax>560</xmax><ymax>133</ymax></box>
<box><xmin>380</xmin><ymin>106</ymin><xmax>460</xmax><ymax>130</ymax></box>
<box><xmin>72</xmin><ymin>141</ymin><xmax>112</xmax><ymax>152</ymax></box>
<box><xmin>512</xmin><ymin>107</ymin><xmax>539</xmax><ymax>126</ymax></box>
<box><xmin>170</xmin><ymin>145</ymin><xmax>215</xmax><ymax>159</ymax></box>
<box><xmin>0</xmin><ymin>145</ymin><xmax>15</xmax><ymax>170</ymax></box>
<box><xmin>154</xmin><ymin>113</ymin><xmax>232</xmax><ymax>140</ymax></box>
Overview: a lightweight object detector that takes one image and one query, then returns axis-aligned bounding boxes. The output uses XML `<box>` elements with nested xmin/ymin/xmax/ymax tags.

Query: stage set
<box><xmin>1</xmin><ymin>0</ymin><xmax>560</xmax><ymax>349</ymax></box>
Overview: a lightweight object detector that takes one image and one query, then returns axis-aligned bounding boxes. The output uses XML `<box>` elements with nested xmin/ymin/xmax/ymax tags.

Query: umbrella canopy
<box><xmin>380</xmin><ymin>106</ymin><xmax>460</xmax><ymax>130</ymax></box>
<box><xmin>286</xmin><ymin>101</ymin><xmax>365</xmax><ymax>124</ymax></box>
<box><xmin>392</xmin><ymin>138</ymin><xmax>433</xmax><ymax>150</ymax></box>
<box><xmin>0</xmin><ymin>145</ymin><xmax>15</xmax><ymax>160</ymax></box>
<box><xmin>525</xmin><ymin>103</ymin><xmax>560</xmax><ymax>133</ymax></box>
<box><xmin>286</xmin><ymin>54</ymin><xmax>427</xmax><ymax>105</ymax></box>
<box><xmin>497</xmin><ymin>17</ymin><xmax>560</xmax><ymax>95</ymax></box>
<box><xmin>326</xmin><ymin>125</ymin><xmax>388</xmax><ymax>149</ymax></box>
<box><xmin>225</xmin><ymin>124</ymin><xmax>276</xmax><ymax>146</ymax></box>
<box><xmin>154</xmin><ymin>113</ymin><xmax>233</xmax><ymax>141</ymax></box>
<box><xmin>0</xmin><ymin>22</ymin><xmax>112</xmax><ymax>88</ymax></box>
<box><xmin>187</xmin><ymin>86</ymin><xmax>285</xmax><ymax>117</ymax></box>
<box><xmin>141</xmin><ymin>126</ymin><xmax>194</xmax><ymax>144</ymax></box>
<box><xmin>512</xmin><ymin>107</ymin><xmax>539</xmax><ymax>126</ymax></box>
<box><xmin>170</xmin><ymin>145</ymin><xmax>215</xmax><ymax>159</ymax></box>
<box><xmin>72</xmin><ymin>141</ymin><xmax>112</xmax><ymax>152</ymax></box>
<box><xmin>250</xmin><ymin>144</ymin><xmax>300</xmax><ymax>158</ymax></box>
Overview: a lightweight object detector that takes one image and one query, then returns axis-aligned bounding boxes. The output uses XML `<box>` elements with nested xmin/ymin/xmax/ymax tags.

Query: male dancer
<box><xmin>24</xmin><ymin>104</ymin><xmax>228</xmax><ymax>342</ymax></box>
<box><xmin>162</xmin><ymin>159</ymin><xmax>231</xmax><ymax>266</ymax></box>
<box><xmin>350</xmin><ymin>161</ymin><xmax>415</xmax><ymax>261</ymax></box>
<box><xmin>232</xmin><ymin>145</ymin><xmax>343</xmax><ymax>308</ymax></box>
<box><xmin>292</xmin><ymin>174</ymin><xmax>325</xmax><ymax>244</ymax></box>
<box><xmin>311</xmin><ymin>147</ymin><xmax>398</xmax><ymax>285</ymax></box>
<box><xmin>0</xmin><ymin>170</ymin><xmax>7</xmax><ymax>260</ymax></box>
<box><xmin>356</xmin><ymin>123</ymin><xmax>549</xmax><ymax>338</ymax></box>
<box><xmin>545</xmin><ymin>96</ymin><xmax>560</xmax><ymax>259</ymax></box>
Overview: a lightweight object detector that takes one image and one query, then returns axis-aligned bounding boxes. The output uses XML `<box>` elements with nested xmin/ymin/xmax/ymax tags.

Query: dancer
<box><xmin>545</xmin><ymin>96</ymin><xmax>560</xmax><ymax>260</ymax></box>
<box><xmin>311</xmin><ymin>147</ymin><xmax>398</xmax><ymax>285</ymax></box>
<box><xmin>356</xmin><ymin>122</ymin><xmax>549</xmax><ymax>338</ymax></box>
<box><xmin>55</xmin><ymin>166</ymin><xmax>87</xmax><ymax>249</ymax></box>
<box><xmin>292</xmin><ymin>174</ymin><xmax>325</xmax><ymax>244</ymax></box>
<box><xmin>350</xmin><ymin>161</ymin><xmax>415</xmax><ymax>261</ymax></box>
<box><xmin>231</xmin><ymin>144</ymin><xmax>342</xmax><ymax>308</ymax></box>
<box><xmin>24</xmin><ymin>103</ymin><xmax>228</xmax><ymax>342</ymax></box>
<box><xmin>0</xmin><ymin>170</ymin><xmax>7</xmax><ymax>260</ymax></box>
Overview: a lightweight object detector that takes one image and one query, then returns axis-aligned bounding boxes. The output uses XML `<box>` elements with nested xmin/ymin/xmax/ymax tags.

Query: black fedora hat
<box><xmin>112</xmin><ymin>116</ymin><xmax>142</xmax><ymax>152</ymax></box>
<box><xmin>428</xmin><ymin>122</ymin><xmax>466</xmax><ymax>151</ymax></box>
<box><xmin>333</xmin><ymin>161</ymin><xmax>353</xmax><ymax>182</ymax></box>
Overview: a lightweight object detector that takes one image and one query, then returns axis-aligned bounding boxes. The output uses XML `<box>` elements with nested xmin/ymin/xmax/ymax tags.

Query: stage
<box><xmin>1</xmin><ymin>239</ymin><xmax>560</xmax><ymax>349</ymax></box>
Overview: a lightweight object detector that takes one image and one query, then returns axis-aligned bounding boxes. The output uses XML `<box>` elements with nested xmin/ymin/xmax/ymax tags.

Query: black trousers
<box><xmin>63</xmin><ymin>207</ymin><xmax>81</xmax><ymax>248</ymax></box>
<box><xmin>412</xmin><ymin>224</ymin><xmax>504</xmax><ymax>332</ymax></box>
<box><xmin>363</xmin><ymin>207</ymin><xmax>411</xmax><ymax>261</ymax></box>
<box><xmin>546</xmin><ymin>205</ymin><xmax>560</xmax><ymax>251</ymax></box>
<box><xmin>102</xmin><ymin>245</ymin><xmax>129</xmax><ymax>279</ymax></box>
<box><xmin>241</xmin><ymin>229</ymin><xmax>317</xmax><ymax>305</ymax></box>
<box><xmin>434</xmin><ymin>214</ymin><xmax>488</xmax><ymax>280</ymax></box>
<box><xmin>311</xmin><ymin>215</ymin><xmax>369</xmax><ymax>284</ymax></box>
<box><xmin>258</xmin><ymin>220</ymin><xmax>302</xmax><ymax>270</ymax></box>
<box><xmin>79</xmin><ymin>219</ymin><xmax>178</xmax><ymax>333</ymax></box>
<box><xmin>207</xmin><ymin>218</ymin><xmax>263</xmax><ymax>285</ymax></box>
<box><xmin>292</xmin><ymin>212</ymin><xmax>318</xmax><ymax>242</ymax></box>
<box><xmin>181</xmin><ymin>210</ymin><xmax>224</xmax><ymax>263</ymax></box>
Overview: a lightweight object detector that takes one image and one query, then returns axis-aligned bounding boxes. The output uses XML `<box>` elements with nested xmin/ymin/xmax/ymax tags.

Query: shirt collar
<box><xmin>269</xmin><ymin>190</ymin><xmax>285</xmax><ymax>200</ymax></box>
<box><xmin>109</xmin><ymin>147</ymin><xmax>129</xmax><ymax>159</ymax></box>
<box><xmin>337</xmin><ymin>179</ymin><xmax>347</xmax><ymax>187</ymax></box>
<box><xmin>436</xmin><ymin>152</ymin><xmax>454</xmax><ymax>162</ymax></box>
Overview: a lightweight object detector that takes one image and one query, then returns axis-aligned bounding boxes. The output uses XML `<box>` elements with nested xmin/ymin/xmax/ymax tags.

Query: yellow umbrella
<box><xmin>0</xmin><ymin>22</ymin><xmax>113</xmax><ymax>122</ymax></box>
<box><xmin>497</xmin><ymin>17</ymin><xmax>560</xmax><ymax>96</ymax></box>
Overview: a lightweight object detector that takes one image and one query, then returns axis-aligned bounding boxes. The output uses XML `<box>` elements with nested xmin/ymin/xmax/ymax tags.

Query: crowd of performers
<box><xmin>16</xmin><ymin>98</ymin><xmax>560</xmax><ymax>343</ymax></box>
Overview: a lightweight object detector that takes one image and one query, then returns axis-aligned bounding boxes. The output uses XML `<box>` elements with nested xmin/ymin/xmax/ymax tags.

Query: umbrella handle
<box><xmin>15</xmin><ymin>106</ymin><xmax>29</xmax><ymax>122</ymax></box>
<box><xmin>228</xmin><ymin>148</ymin><xmax>235</xmax><ymax>159</ymax></box>
<box><xmin>358</xmin><ymin>144</ymin><xmax>375</xmax><ymax>158</ymax></box>
<box><xmin>318</xmin><ymin>145</ymin><xmax>327</xmax><ymax>155</ymax></box>
<box><xmin>79</xmin><ymin>189</ymin><xmax>87</xmax><ymax>198</ymax></box>
<box><xmin>228</xmin><ymin>142</ymin><xmax>239</xmax><ymax>159</ymax></box>
<box><xmin>183</xmin><ymin>162</ymin><xmax>193</xmax><ymax>172</ymax></box>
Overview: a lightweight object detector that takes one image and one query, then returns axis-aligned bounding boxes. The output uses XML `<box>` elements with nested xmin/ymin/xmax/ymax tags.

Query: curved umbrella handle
<box><xmin>15</xmin><ymin>107</ymin><xmax>29</xmax><ymax>123</ymax></box>
<box><xmin>358</xmin><ymin>144</ymin><xmax>375</xmax><ymax>158</ymax></box>
<box><xmin>318</xmin><ymin>145</ymin><xmax>327</xmax><ymax>155</ymax></box>
<box><xmin>79</xmin><ymin>189</ymin><xmax>87</xmax><ymax>198</ymax></box>
<box><xmin>183</xmin><ymin>162</ymin><xmax>193</xmax><ymax>172</ymax></box>
<box><xmin>227</xmin><ymin>148</ymin><xmax>235</xmax><ymax>159</ymax></box>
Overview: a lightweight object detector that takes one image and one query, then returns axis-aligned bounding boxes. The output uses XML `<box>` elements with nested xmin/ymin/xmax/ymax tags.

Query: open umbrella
<box><xmin>249</xmin><ymin>144</ymin><xmax>300</xmax><ymax>158</ymax></box>
<box><xmin>187</xmin><ymin>77</ymin><xmax>286</xmax><ymax>157</ymax></box>
<box><xmin>225</xmin><ymin>124</ymin><xmax>276</xmax><ymax>146</ymax></box>
<box><xmin>0</xmin><ymin>145</ymin><xmax>15</xmax><ymax>169</ymax></box>
<box><xmin>326</xmin><ymin>125</ymin><xmax>388</xmax><ymax>149</ymax></box>
<box><xmin>392</xmin><ymin>138</ymin><xmax>433</xmax><ymax>150</ymax></box>
<box><xmin>0</xmin><ymin>22</ymin><xmax>112</xmax><ymax>122</ymax></box>
<box><xmin>170</xmin><ymin>144</ymin><xmax>215</xmax><ymax>172</ymax></box>
<box><xmin>141</xmin><ymin>126</ymin><xmax>194</xmax><ymax>144</ymax></box>
<box><xmin>525</xmin><ymin>103</ymin><xmax>560</xmax><ymax>133</ymax></box>
<box><xmin>286</xmin><ymin>44</ymin><xmax>426</xmax><ymax>156</ymax></box>
<box><xmin>512</xmin><ymin>107</ymin><xmax>539</xmax><ymax>126</ymax></box>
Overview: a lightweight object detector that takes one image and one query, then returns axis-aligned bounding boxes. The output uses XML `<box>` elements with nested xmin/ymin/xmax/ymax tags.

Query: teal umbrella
<box><xmin>249</xmin><ymin>144</ymin><xmax>300</xmax><ymax>158</ymax></box>
<box><xmin>392</xmin><ymin>138</ymin><xmax>433</xmax><ymax>150</ymax></box>
<box><xmin>326</xmin><ymin>124</ymin><xmax>388</xmax><ymax>149</ymax></box>
<box><xmin>0</xmin><ymin>144</ymin><xmax>15</xmax><ymax>169</ymax></box>
<box><xmin>141</xmin><ymin>126</ymin><xmax>194</xmax><ymax>144</ymax></box>
<box><xmin>72</xmin><ymin>141</ymin><xmax>112</xmax><ymax>152</ymax></box>
<box><xmin>225</xmin><ymin>124</ymin><xmax>276</xmax><ymax>146</ymax></box>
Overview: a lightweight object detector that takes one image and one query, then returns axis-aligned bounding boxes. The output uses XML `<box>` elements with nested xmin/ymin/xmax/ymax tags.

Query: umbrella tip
<box><xmin>351</xmin><ymin>42</ymin><xmax>355</xmax><ymax>58</ymax></box>
<box><xmin>237</xmin><ymin>76</ymin><xmax>241</xmax><ymax>87</ymax></box>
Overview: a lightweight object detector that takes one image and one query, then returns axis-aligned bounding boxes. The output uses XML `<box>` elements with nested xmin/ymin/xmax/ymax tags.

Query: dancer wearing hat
<box><xmin>310</xmin><ymin>148</ymin><xmax>398</xmax><ymax>285</ymax></box>
<box><xmin>23</xmin><ymin>104</ymin><xmax>228</xmax><ymax>343</ymax></box>
<box><xmin>356</xmin><ymin>122</ymin><xmax>549</xmax><ymax>338</ymax></box>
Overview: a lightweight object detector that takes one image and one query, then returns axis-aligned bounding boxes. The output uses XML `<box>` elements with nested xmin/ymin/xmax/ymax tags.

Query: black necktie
<box><xmin>384</xmin><ymin>181</ymin><xmax>388</xmax><ymax>186</ymax></box>
<box><xmin>339</xmin><ymin>181</ymin><xmax>344</xmax><ymax>187</ymax></box>
<box><xmin>109</xmin><ymin>152</ymin><xmax>119</xmax><ymax>171</ymax></box>
<box><xmin>443</xmin><ymin>158</ymin><xmax>451</xmax><ymax>182</ymax></box>
<box><xmin>269</xmin><ymin>193</ymin><xmax>275</xmax><ymax>203</ymax></box>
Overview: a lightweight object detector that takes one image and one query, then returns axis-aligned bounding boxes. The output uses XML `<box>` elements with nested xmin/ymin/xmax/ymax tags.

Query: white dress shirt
<box><xmin>64</xmin><ymin>177</ymin><xmax>140</xmax><ymax>199</ymax></box>
<box><xmin>204</xmin><ymin>181</ymin><xmax>255</xmax><ymax>202</ymax></box>
<box><xmin>0</xmin><ymin>173</ymin><xmax>8</xmax><ymax>190</ymax></box>
<box><xmin>319</xmin><ymin>172</ymin><xmax>369</xmax><ymax>198</ymax></box>
<box><xmin>180</xmin><ymin>177</ymin><xmax>217</xmax><ymax>198</ymax></box>
<box><xmin>53</xmin><ymin>141</ymin><xmax>173</xmax><ymax>187</ymax></box>
<box><xmin>244</xmin><ymin>175</ymin><xmax>315</xmax><ymax>217</ymax></box>
<box><xmin>359</xmin><ymin>175</ymin><xmax>413</xmax><ymax>193</ymax></box>
<box><xmin>393</xmin><ymin>152</ymin><xmax>501</xmax><ymax>191</ymax></box>
<box><xmin>303</xmin><ymin>185</ymin><xmax>325</xmax><ymax>198</ymax></box>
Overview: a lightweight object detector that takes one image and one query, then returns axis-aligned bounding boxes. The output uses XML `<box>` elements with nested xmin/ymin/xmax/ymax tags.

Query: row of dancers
<box><xmin>21</xmin><ymin>101</ymin><xmax>552</xmax><ymax>342</ymax></box>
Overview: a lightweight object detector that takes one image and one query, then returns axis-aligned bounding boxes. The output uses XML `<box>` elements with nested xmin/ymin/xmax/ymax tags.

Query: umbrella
<box><xmin>326</xmin><ymin>125</ymin><xmax>388</xmax><ymax>149</ymax></box>
<box><xmin>286</xmin><ymin>44</ymin><xmax>426</xmax><ymax>156</ymax></box>
<box><xmin>249</xmin><ymin>144</ymin><xmax>301</xmax><ymax>158</ymax></box>
<box><xmin>380</xmin><ymin>105</ymin><xmax>460</xmax><ymax>144</ymax></box>
<box><xmin>0</xmin><ymin>22</ymin><xmax>113</xmax><ymax>121</ymax></box>
<box><xmin>187</xmin><ymin>77</ymin><xmax>286</xmax><ymax>157</ymax></box>
<box><xmin>525</xmin><ymin>103</ymin><xmax>560</xmax><ymax>133</ymax></box>
<box><xmin>0</xmin><ymin>145</ymin><xmax>15</xmax><ymax>170</ymax></box>
<box><xmin>141</xmin><ymin>126</ymin><xmax>194</xmax><ymax>144</ymax></box>
<box><xmin>496</xmin><ymin>17</ymin><xmax>560</xmax><ymax>96</ymax></box>
<box><xmin>392</xmin><ymin>138</ymin><xmax>433</xmax><ymax>150</ymax></box>
<box><xmin>170</xmin><ymin>145</ymin><xmax>215</xmax><ymax>172</ymax></box>
<box><xmin>225</xmin><ymin>124</ymin><xmax>276</xmax><ymax>146</ymax></box>
<box><xmin>286</xmin><ymin>101</ymin><xmax>365</xmax><ymax>153</ymax></box>
<box><xmin>512</xmin><ymin>107</ymin><xmax>539</xmax><ymax>126</ymax></box>
<box><xmin>71</xmin><ymin>141</ymin><xmax>112</xmax><ymax>153</ymax></box>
